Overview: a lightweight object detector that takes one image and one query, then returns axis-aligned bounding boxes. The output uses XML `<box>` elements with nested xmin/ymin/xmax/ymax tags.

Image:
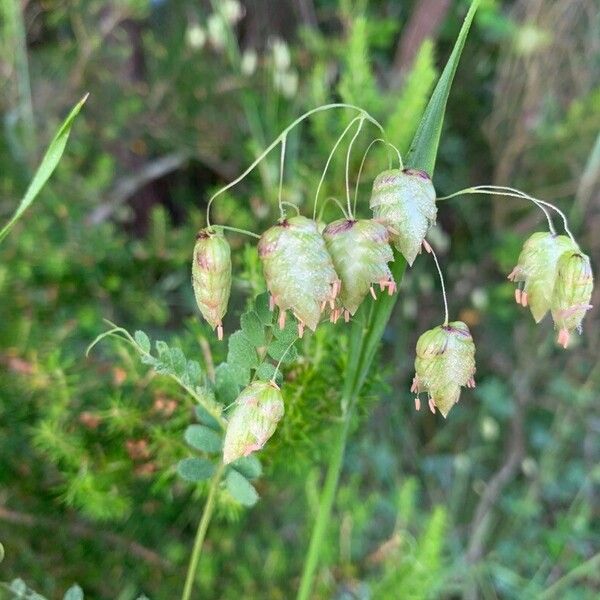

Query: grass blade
<box><xmin>297</xmin><ymin>3</ymin><xmax>480</xmax><ymax>598</ymax></box>
<box><xmin>407</xmin><ymin>0</ymin><xmax>480</xmax><ymax>175</ymax></box>
<box><xmin>0</xmin><ymin>94</ymin><xmax>88</xmax><ymax>244</ymax></box>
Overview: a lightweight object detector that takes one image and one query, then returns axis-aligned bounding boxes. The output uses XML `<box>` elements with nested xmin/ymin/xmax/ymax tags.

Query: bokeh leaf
<box><xmin>0</xmin><ymin>94</ymin><xmax>88</xmax><ymax>244</ymax></box>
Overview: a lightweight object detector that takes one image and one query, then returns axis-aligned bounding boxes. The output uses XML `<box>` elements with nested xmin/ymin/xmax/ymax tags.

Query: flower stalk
<box><xmin>181</xmin><ymin>461</ymin><xmax>226</xmax><ymax>600</ymax></box>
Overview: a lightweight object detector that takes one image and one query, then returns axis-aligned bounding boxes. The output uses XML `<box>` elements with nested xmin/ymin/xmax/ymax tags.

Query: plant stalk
<box><xmin>296</xmin><ymin>394</ymin><xmax>354</xmax><ymax>600</ymax></box>
<box><xmin>297</xmin><ymin>257</ymin><xmax>406</xmax><ymax>600</ymax></box>
<box><xmin>181</xmin><ymin>462</ymin><xmax>226</xmax><ymax>600</ymax></box>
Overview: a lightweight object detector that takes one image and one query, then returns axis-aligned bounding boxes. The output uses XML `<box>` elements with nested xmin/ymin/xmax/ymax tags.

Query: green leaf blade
<box><xmin>406</xmin><ymin>0</ymin><xmax>480</xmax><ymax>175</ymax></box>
<box><xmin>0</xmin><ymin>94</ymin><xmax>88</xmax><ymax>243</ymax></box>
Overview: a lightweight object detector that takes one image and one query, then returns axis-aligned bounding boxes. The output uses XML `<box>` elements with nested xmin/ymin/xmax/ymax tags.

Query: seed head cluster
<box><xmin>192</xmin><ymin>152</ymin><xmax>593</xmax><ymax>459</ymax></box>
<box><xmin>508</xmin><ymin>231</ymin><xmax>593</xmax><ymax>348</ymax></box>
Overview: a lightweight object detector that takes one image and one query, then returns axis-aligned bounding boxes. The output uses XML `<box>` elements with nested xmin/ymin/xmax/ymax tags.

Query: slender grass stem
<box><xmin>215</xmin><ymin>224</ymin><xmax>261</xmax><ymax>239</ymax></box>
<box><xmin>6</xmin><ymin>0</ymin><xmax>37</xmax><ymax>160</ymax></box>
<box><xmin>313</xmin><ymin>116</ymin><xmax>363</xmax><ymax>221</ymax></box>
<box><xmin>423</xmin><ymin>240</ymin><xmax>449</xmax><ymax>326</ymax></box>
<box><xmin>437</xmin><ymin>186</ymin><xmax>560</xmax><ymax>237</ymax></box>
<box><xmin>296</xmin><ymin>396</ymin><xmax>354</xmax><ymax>600</ymax></box>
<box><xmin>297</xmin><ymin>256</ymin><xmax>406</xmax><ymax>600</ymax></box>
<box><xmin>345</xmin><ymin>118</ymin><xmax>365</xmax><ymax>218</ymax></box>
<box><xmin>181</xmin><ymin>462</ymin><xmax>226</xmax><ymax>600</ymax></box>
<box><xmin>206</xmin><ymin>103</ymin><xmax>384</xmax><ymax>227</ymax></box>
<box><xmin>278</xmin><ymin>136</ymin><xmax>287</xmax><ymax>219</ymax></box>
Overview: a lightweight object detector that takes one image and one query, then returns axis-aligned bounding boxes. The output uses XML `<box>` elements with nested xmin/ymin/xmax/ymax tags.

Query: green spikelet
<box><xmin>222</xmin><ymin>381</ymin><xmax>284</xmax><ymax>465</ymax></box>
<box><xmin>191</xmin><ymin>228</ymin><xmax>232</xmax><ymax>339</ymax></box>
<box><xmin>323</xmin><ymin>218</ymin><xmax>396</xmax><ymax>317</ymax></box>
<box><xmin>551</xmin><ymin>250</ymin><xmax>593</xmax><ymax>348</ymax></box>
<box><xmin>411</xmin><ymin>321</ymin><xmax>476</xmax><ymax>418</ymax></box>
<box><xmin>370</xmin><ymin>168</ymin><xmax>437</xmax><ymax>266</ymax></box>
<box><xmin>508</xmin><ymin>232</ymin><xmax>579</xmax><ymax>323</ymax></box>
<box><xmin>258</xmin><ymin>216</ymin><xmax>340</xmax><ymax>331</ymax></box>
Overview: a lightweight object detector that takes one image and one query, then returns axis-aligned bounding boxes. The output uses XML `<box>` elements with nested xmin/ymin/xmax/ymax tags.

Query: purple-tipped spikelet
<box><xmin>411</xmin><ymin>321</ymin><xmax>476</xmax><ymax>418</ymax></box>
<box><xmin>323</xmin><ymin>218</ymin><xmax>396</xmax><ymax>318</ymax></box>
<box><xmin>551</xmin><ymin>250</ymin><xmax>593</xmax><ymax>348</ymax></box>
<box><xmin>258</xmin><ymin>216</ymin><xmax>340</xmax><ymax>333</ymax></box>
<box><xmin>508</xmin><ymin>232</ymin><xmax>579</xmax><ymax>323</ymax></box>
<box><xmin>192</xmin><ymin>228</ymin><xmax>232</xmax><ymax>339</ymax></box>
<box><xmin>222</xmin><ymin>381</ymin><xmax>284</xmax><ymax>465</ymax></box>
<box><xmin>370</xmin><ymin>168</ymin><xmax>437</xmax><ymax>266</ymax></box>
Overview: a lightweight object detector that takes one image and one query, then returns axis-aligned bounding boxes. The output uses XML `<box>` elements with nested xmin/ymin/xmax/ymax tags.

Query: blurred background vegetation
<box><xmin>1</xmin><ymin>0</ymin><xmax>599</xmax><ymax>598</ymax></box>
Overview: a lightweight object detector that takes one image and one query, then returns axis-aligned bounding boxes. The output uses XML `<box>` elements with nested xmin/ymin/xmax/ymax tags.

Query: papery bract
<box><xmin>192</xmin><ymin>228</ymin><xmax>232</xmax><ymax>339</ymax></box>
<box><xmin>551</xmin><ymin>250</ymin><xmax>593</xmax><ymax>348</ymax></box>
<box><xmin>258</xmin><ymin>216</ymin><xmax>340</xmax><ymax>331</ymax></box>
<box><xmin>508</xmin><ymin>232</ymin><xmax>578</xmax><ymax>323</ymax></box>
<box><xmin>370</xmin><ymin>168</ymin><xmax>437</xmax><ymax>266</ymax></box>
<box><xmin>323</xmin><ymin>218</ymin><xmax>395</xmax><ymax>317</ymax></box>
<box><xmin>411</xmin><ymin>321</ymin><xmax>476</xmax><ymax>418</ymax></box>
<box><xmin>222</xmin><ymin>381</ymin><xmax>284</xmax><ymax>465</ymax></box>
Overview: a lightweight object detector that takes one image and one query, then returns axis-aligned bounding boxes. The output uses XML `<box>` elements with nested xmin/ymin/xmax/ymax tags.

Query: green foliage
<box><xmin>1</xmin><ymin>1</ymin><xmax>598</xmax><ymax>599</ymax></box>
<box><xmin>385</xmin><ymin>40</ymin><xmax>437</xmax><ymax>153</ymax></box>
<box><xmin>374</xmin><ymin>486</ymin><xmax>448</xmax><ymax>599</ymax></box>
<box><xmin>0</xmin><ymin>95</ymin><xmax>87</xmax><ymax>244</ymax></box>
<box><xmin>338</xmin><ymin>17</ymin><xmax>381</xmax><ymax>113</ymax></box>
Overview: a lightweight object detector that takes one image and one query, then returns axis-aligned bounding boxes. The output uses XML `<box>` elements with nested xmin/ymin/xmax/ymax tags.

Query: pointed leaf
<box><xmin>0</xmin><ymin>95</ymin><xmax>88</xmax><ymax>244</ymax></box>
<box><xmin>407</xmin><ymin>1</ymin><xmax>480</xmax><ymax>175</ymax></box>
<box><xmin>134</xmin><ymin>330</ymin><xmax>151</xmax><ymax>353</ymax></box>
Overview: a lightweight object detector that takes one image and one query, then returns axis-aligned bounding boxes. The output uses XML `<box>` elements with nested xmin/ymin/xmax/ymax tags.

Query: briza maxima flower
<box><xmin>258</xmin><ymin>216</ymin><xmax>340</xmax><ymax>334</ymax></box>
<box><xmin>507</xmin><ymin>231</ymin><xmax>578</xmax><ymax>324</ymax></box>
<box><xmin>222</xmin><ymin>381</ymin><xmax>284</xmax><ymax>465</ymax></box>
<box><xmin>323</xmin><ymin>218</ymin><xmax>396</xmax><ymax>319</ymax></box>
<box><xmin>411</xmin><ymin>321</ymin><xmax>476</xmax><ymax>418</ymax></box>
<box><xmin>192</xmin><ymin>228</ymin><xmax>232</xmax><ymax>340</ymax></box>
<box><xmin>551</xmin><ymin>250</ymin><xmax>593</xmax><ymax>348</ymax></box>
<box><xmin>370</xmin><ymin>168</ymin><xmax>437</xmax><ymax>266</ymax></box>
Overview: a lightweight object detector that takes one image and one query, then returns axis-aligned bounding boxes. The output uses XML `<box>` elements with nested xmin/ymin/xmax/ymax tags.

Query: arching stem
<box><xmin>312</xmin><ymin>116</ymin><xmax>363</xmax><ymax>220</ymax></box>
<box><xmin>278</xmin><ymin>136</ymin><xmax>287</xmax><ymax>219</ymax></box>
<box><xmin>422</xmin><ymin>239</ymin><xmax>449</xmax><ymax>326</ymax></box>
<box><xmin>437</xmin><ymin>186</ymin><xmax>560</xmax><ymax>237</ymax></box>
<box><xmin>345</xmin><ymin>117</ymin><xmax>365</xmax><ymax>219</ymax></box>
<box><xmin>281</xmin><ymin>201</ymin><xmax>300</xmax><ymax>216</ymax></box>
<box><xmin>180</xmin><ymin>462</ymin><xmax>226</xmax><ymax>600</ymax></box>
<box><xmin>318</xmin><ymin>197</ymin><xmax>350</xmax><ymax>222</ymax></box>
<box><xmin>206</xmin><ymin>103</ymin><xmax>384</xmax><ymax>227</ymax></box>
<box><xmin>213</xmin><ymin>225</ymin><xmax>261</xmax><ymax>239</ymax></box>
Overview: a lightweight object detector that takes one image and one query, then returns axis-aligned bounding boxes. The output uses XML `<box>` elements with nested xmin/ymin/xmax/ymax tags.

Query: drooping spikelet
<box><xmin>508</xmin><ymin>232</ymin><xmax>579</xmax><ymax>323</ymax></box>
<box><xmin>323</xmin><ymin>218</ymin><xmax>396</xmax><ymax>318</ymax></box>
<box><xmin>551</xmin><ymin>250</ymin><xmax>593</xmax><ymax>348</ymax></box>
<box><xmin>411</xmin><ymin>321</ymin><xmax>476</xmax><ymax>418</ymax></box>
<box><xmin>258</xmin><ymin>216</ymin><xmax>340</xmax><ymax>332</ymax></box>
<box><xmin>222</xmin><ymin>381</ymin><xmax>284</xmax><ymax>465</ymax></box>
<box><xmin>192</xmin><ymin>228</ymin><xmax>232</xmax><ymax>339</ymax></box>
<box><xmin>370</xmin><ymin>168</ymin><xmax>437</xmax><ymax>266</ymax></box>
